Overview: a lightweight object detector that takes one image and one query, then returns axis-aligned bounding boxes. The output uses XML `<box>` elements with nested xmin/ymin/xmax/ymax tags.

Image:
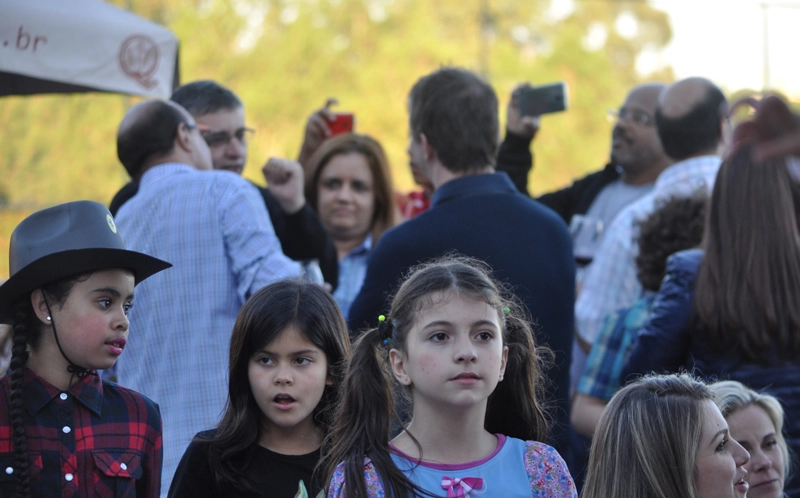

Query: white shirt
<box><xmin>575</xmin><ymin>155</ymin><xmax>721</xmax><ymax>343</ymax></box>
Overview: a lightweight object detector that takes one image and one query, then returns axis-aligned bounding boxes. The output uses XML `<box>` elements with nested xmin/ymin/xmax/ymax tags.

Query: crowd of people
<box><xmin>0</xmin><ymin>65</ymin><xmax>799</xmax><ymax>498</ymax></box>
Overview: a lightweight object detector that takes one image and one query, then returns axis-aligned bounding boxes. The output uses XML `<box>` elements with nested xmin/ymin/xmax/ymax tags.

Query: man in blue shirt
<box><xmin>348</xmin><ymin>67</ymin><xmax>576</xmax><ymax>467</ymax></box>
<box><xmin>114</xmin><ymin>100</ymin><xmax>302</xmax><ymax>494</ymax></box>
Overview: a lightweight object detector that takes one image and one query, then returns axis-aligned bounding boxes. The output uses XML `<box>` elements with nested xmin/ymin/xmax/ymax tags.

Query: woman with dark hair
<box><xmin>305</xmin><ymin>133</ymin><xmax>397</xmax><ymax>319</ymax></box>
<box><xmin>623</xmin><ymin>96</ymin><xmax>800</xmax><ymax>497</ymax></box>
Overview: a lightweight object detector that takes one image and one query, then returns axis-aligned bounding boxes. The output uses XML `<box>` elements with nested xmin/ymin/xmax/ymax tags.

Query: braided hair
<box><xmin>5</xmin><ymin>275</ymin><xmax>86</xmax><ymax>498</ymax></box>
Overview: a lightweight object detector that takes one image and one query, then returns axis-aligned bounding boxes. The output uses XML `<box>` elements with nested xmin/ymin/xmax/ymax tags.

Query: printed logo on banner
<box><xmin>119</xmin><ymin>35</ymin><xmax>159</xmax><ymax>89</ymax></box>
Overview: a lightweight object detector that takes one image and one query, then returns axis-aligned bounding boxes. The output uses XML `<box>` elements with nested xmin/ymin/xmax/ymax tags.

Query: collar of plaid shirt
<box><xmin>23</xmin><ymin>368</ymin><xmax>104</xmax><ymax>417</ymax></box>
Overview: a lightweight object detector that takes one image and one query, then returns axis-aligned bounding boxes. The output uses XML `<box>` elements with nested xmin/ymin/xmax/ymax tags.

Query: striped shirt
<box><xmin>114</xmin><ymin>163</ymin><xmax>301</xmax><ymax>494</ymax></box>
<box><xmin>575</xmin><ymin>155</ymin><xmax>720</xmax><ymax>344</ymax></box>
<box><xmin>0</xmin><ymin>368</ymin><xmax>162</xmax><ymax>497</ymax></box>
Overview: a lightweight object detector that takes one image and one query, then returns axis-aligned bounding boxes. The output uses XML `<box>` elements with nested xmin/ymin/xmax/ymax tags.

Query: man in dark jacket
<box><xmin>498</xmin><ymin>83</ymin><xmax>671</xmax><ymax>265</ymax></box>
<box><xmin>348</xmin><ymin>67</ymin><xmax>576</xmax><ymax>468</ymax></box>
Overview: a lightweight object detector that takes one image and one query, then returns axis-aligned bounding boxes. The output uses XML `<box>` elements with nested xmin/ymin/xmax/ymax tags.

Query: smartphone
<box><xmin>327</xmin><ymin>113</ymin><xmax>354</xmax><ymax>136</ymax></box>
<box><xmin>518</xmin><ymin>82</ymin><xmax>568</xmax><ymax>117</ymax></box>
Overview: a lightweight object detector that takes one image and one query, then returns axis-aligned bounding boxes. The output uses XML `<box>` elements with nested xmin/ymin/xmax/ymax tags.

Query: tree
<box><xmin>0</xmin><ymin>0</ymin><xmax>676</xmax><ymax>275</ymax></box>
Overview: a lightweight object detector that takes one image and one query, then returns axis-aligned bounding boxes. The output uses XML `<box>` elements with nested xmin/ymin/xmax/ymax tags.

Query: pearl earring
<box><xmin>46</xmin><ymin>316</ymin><xmax>51</xmax><ymax>321</ymax></box>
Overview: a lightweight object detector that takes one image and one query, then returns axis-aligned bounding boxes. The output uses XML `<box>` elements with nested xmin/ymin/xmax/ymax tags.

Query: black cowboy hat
<box><xmin>0</xmin><ymin>200</ymin><xmax>171</xmax><ymax>323</ymax></box>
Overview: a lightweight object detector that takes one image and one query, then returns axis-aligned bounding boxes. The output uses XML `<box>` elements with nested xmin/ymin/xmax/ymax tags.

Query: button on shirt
<box><xmin>575</xmin><ymin>155</ymin><xmax>721</xmax><ymax>344</ymax></box>
<box><xmin>0</xmin><ymin>368</ymin><xmax>162</xmax><ymax>497</ymax></box>
<box><xmin>114</xmin><ymin>163</ymin><xmax>301</xmax><ymax>493</ymax></box>
<box><xmin>332</xmin><ymin>235</ymin><xmax>371</xmax><ymax>320</ymax></box>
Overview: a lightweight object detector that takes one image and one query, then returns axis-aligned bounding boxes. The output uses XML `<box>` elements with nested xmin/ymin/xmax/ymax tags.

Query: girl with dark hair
<box><xmin>321</xmin><ymin>255</ymin><xmax>576</xmax><ymax>497</ymax></box>
<box><xmin>0</xmin><ymin>200</ymin><xmax>171</xmax><ymax>497</ymax></box>
<box><xmin>623</xmin><ymin>96</ymin><xmax>800</xmax><ymax>496</ymax></box>
<box><xmin>305</xmin><ymin>133</ymin><xmax>398</xmax><ymax>320</ymax></box>
<box><xmin>169</xmin><ymin>280</ymin><xmax>351</xmax><ymax>498</ymax></box>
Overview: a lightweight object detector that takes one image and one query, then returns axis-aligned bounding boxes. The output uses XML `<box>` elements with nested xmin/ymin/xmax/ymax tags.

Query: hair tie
<box><xmin>503</xmin><ymin>307</ymin><xmax>510</xmax><ymax>314</ymax></box>
<box><xmin>378</xmin><ymin>315</ymin><xmax>392</xmax><ymax>345</ymax></box>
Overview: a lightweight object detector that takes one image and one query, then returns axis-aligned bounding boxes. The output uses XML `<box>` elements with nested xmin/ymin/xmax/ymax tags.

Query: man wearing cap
<box><xmin>113</xmin><ymin>99</ymin><xmax>302</xmax><ymax>493</ymax></box>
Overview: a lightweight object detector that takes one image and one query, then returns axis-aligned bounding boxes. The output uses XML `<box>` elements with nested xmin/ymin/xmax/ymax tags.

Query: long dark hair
<box><xmin>694</xmin><ymin>142</ymin><xmax>800</xmax><ymax>362</ymax></box>
<box><xmin>203</xmin><ymin>280</ymin><xmax>350</xmax><ymax>494</ymax></box>
<box><xmin>320</xmin><ymin>255</ymin><xmax>550</xmax><ymax>498</ymax></box>
<box><xmin>7</xmin><ymin>274</ymin><xmax>86</xmax><ymax>498</ymax></box>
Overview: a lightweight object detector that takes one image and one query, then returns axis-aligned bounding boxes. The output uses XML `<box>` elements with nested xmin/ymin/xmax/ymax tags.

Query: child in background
<box><xmin>322</xmin><ymin>255</ymin><xmax>576</xmax><ymax>497</ymax></box>
<box><xmin>0</xmin><ymin>200</ymin><xmax>171</xmax><ymax>497</ymax></box>
<box><xmin>169</xmin><ymin>280</ymin><xmax>351</xmax><ymax>498</ymax></box>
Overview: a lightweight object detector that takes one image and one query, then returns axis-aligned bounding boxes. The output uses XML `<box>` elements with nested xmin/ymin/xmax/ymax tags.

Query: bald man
<box><xmin>114</xmin><ymin>100</ymin><xmax>302</xmax><ymax>495</ymax></box>
<box><xmin>575</xmin><ymin>77</ymin><xmax>726</xmax><ymax>348</ymax></box>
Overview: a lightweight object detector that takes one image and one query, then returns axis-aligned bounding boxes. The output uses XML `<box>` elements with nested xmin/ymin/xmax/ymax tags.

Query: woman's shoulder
<box><xmin>516</xmin><ymin>439</ymin><xmax>578</xmax><ymax>497</ymax></box>
<box><xmin>666</xmin><ymin>248</ymin><xmax>704</xmax><ymax>273</ymax></box>
<box><xmin>328</xmin><ymin>458</ymin><xmax>385</xmax><ymax>498</ymax></box>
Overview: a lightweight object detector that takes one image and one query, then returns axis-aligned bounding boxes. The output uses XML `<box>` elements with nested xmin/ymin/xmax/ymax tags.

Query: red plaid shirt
<box><xmin>0</xmin><ymin>368</ymin><xmax>162</xmax><ymax>497</ymax></box>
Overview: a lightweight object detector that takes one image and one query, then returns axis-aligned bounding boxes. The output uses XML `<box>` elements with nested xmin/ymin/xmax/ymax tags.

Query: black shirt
<box><xmin>168</xmin><ymin>430</ymin><xmax>322</xmax><ymax>498</ymax></box>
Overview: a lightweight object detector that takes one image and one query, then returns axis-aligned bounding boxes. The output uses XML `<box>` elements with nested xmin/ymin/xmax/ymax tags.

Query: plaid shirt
<box><xmin>575</xmin><ymin>155</ymin><xmax>721</xmax><ymax>344</ymax></box>
<box><xmin>0</xmin><ymin>368</ymin><xmax>162</xmax><ymax>497</ymax></box>
<box><xmin>577</xmin><ymin>295</ymin><xmax>655</xmax><ymax>401</ymax></box>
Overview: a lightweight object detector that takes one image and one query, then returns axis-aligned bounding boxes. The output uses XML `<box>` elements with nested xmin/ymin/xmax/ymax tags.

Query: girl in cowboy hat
<box><xmin>0</xmin><ymin>200</ymin><xmax>171</xmax><ymax>498</ymax></box>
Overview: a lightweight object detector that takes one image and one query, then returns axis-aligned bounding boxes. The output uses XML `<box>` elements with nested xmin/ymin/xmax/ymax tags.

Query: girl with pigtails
<box><xmin>321</xmin><ymin>255</ymin><xmax>576</xmax><ymax>497</ymax></box>
<box><xmin>0</xmin><ymin>201</ymin><xmax>170</xmax><ymax>497</ymax></box>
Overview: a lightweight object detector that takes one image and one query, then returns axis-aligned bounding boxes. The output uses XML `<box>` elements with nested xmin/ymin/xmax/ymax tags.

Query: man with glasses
<box><xmin>497</xmin><ymin>83</ymin><xmax>672</xmax><ymax>487</ymax></box>
<box><xmin>110</xmin><ymin>80</ymin><xmax>338</xmax><ymax>288</ymax></box>
<box><xmin>498</xmin><ymin>83</ymin><xmax>671</xmax><ymax>268</ymax></box>
<box><xmin>113</xmin><ymin>100</ymin><xmax>302</xmax><ymax>494</ymax></box>
<box><xmin>576</xmin><ymin>77</ymin><xmax>725</xmax><ymax>369</ymax></box>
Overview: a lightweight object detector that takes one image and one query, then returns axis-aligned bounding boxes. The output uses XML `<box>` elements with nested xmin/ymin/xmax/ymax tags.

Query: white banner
<box><xmin>0</xmin><ymin>0</ymin><xmax>179</xmax><ymax>98</ymax></box>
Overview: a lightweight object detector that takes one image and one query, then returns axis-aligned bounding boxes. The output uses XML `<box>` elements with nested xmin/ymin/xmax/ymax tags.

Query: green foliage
<box><xmin>0</xmin><ymin>0</ymin><xmax>679</xmax><ymax>277</ymax></box>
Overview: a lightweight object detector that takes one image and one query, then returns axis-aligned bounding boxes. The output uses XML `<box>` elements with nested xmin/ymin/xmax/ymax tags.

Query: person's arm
<box><xmin>263</xmin><ymin>157</ymin><xmax>305</xmax><ymax>215</ymax></box>
<box><xmin>167</xmin><ymin>438</ymin><xmax>216</xmax><ymax>498</ymax></box>
<box><xmin>218</xmin><ymin>178</ymin><xmax>302</xmax><ymax>303</ymax></box>
<box><xmin>621</xmin><ymin>251</ymin><xmax>701</xmax><ymax>381</ymax></box>
<box><xmin>298</xmin><ymin>99</ymin><xmax>337</xmax><ymax>170</ymax></box>
<box><xmin>261</xmin><ymin>158</ymin><xmax>339</xmax><ymax>289</ymax></box>
<box><xmin>496</xmin><ymin>83</ymin><xmax>539</xmax><ymax>196</ymax></box>
<box><xmin>570</xmin><ymin>393</ymin><xmax>607</xmax><ymax>438</ymax></box>
<box><xmin>739</xmin><ymin>95</ymin><xmax>800</xmax><ymax>161</ymax></box>
<box><xmin>524</xmin><ymin>441</ymin><xmax>578</xmax><ymax>497</ymax></box>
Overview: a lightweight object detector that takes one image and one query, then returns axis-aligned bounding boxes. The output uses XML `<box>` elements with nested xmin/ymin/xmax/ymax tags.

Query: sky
<box><xmin>651</xmin><ymin>0</ymin><xmax>800</xmax><ymax>97</ymax></box>
<box><xmin>550</xmin><ymin>0</ymin><xmax>800</xmax><ymax>98</ymax></box>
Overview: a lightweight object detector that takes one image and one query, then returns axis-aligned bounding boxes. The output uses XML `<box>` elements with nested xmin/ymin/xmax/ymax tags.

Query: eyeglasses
<box><xmin>196</xmin><ymin>125</ymin><xmax>255</xmax><ymax>147</ymax></box>
<box><xmin>607</xmin><ymin>108</ymin><xmax>654</xmax><ymax>127</ymax></box>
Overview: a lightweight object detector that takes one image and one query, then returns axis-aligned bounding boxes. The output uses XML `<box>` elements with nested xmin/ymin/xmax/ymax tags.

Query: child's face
<box><xmin>389</xmin><ymin>292</ymin><xmax>508</xmax><ymax>413</ymax></box>
<box><xmin>45</xmin><ymin>269</ymin><xmax>134</xmax><ymax>371</ymax></box>
<box><xmin>248</xmin><ymin>325</ymin><xmax>331</xmax><ymax>437</ymax></box>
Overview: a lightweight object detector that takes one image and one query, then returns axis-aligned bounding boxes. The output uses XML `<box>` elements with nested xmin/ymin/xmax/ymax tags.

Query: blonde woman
<box><xmin>584</xmin><ymin>373</ymin><xmax>750</xmax><ymax>498</ymax></box>
<box><xmin>712</xmin><ymin>380</ymin><xmax>791</xmax><ymax>498</ymax></box>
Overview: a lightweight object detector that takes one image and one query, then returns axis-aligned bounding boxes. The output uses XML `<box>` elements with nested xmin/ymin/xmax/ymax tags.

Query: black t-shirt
<box><xmin>169</xmin><ymin>430</ymin><xmax>322</xmax><ymax>498</ymax></box>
